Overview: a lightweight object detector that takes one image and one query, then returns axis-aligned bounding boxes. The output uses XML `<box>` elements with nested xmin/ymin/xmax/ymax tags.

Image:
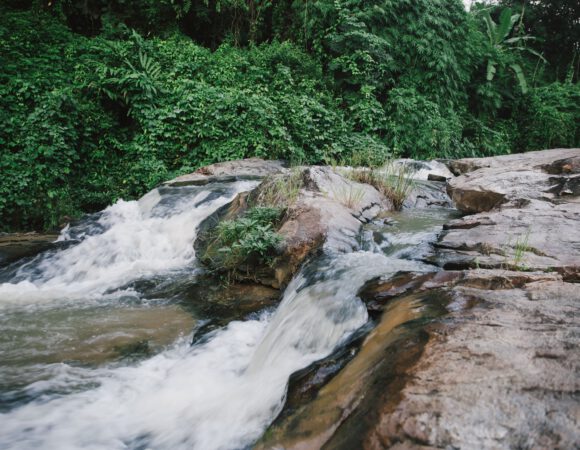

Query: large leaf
<box><xmin>483</xmin><ymin>12</ymin><xmax>497</xmax><ymax>44</ymax></box>
<box><xmin>510</xmin><ymin>63</ymin><xmax>528</xmax><ymax>94</ymax></box>
<box><xmin>497</xmin><ymin>8</ymin><xmax>519</xmax><ymax>43</ymax></box>
<box><xmin>486</xmin><ymin>61</ymin><xmax>497</xmax><ymax>81</ymax></box>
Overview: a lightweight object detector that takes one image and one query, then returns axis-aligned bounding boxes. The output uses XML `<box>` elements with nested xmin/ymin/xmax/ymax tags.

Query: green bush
<box><xmin>1</xmin><ymin>2</ymin><xmax>578</xmax><ymax>232</ymax></box>
<box><xmin>514</xmin><ymin>82</ymin><xmax>580</xmax><ymax>152</ymax></box>
<box><xmin>202</xmin><ymin>207</ymin><xmax>284</xmax><ymax>277</ymax></box>
<box><xmin>384</xmin><ymin>88</ymin><xmax>464</xmax><ymax>159</ymax></box>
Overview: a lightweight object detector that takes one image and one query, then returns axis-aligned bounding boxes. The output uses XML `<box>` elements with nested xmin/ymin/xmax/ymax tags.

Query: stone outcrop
<box><xmin>447</xmin><ymin>148</ymin><xmax>579</xmax><ymax>213</ymax></box>
<box><xmin>359</xmin><ymin>277</ymin><xmax>580</xmax><ymax>450</ymax></box>
<box><xmin>258</xmin><ymin>149</ymin><xmax>580</xmax><ymax>449</ymax></box>
<box><xmin>0</xmin><ymin>233</ymin><xmax>58</xmax><ymax>267</ymax></box>
<box><xmin>439</xmin><ymin>149</ymin><xmax>580</xmax><ymax>279</ymax></box>
<box><xmin>194</xmin><ymin>164</ymin><xmax>391</xmax><ymax>288</ymax></box>
<box><xmin>165</xmin><ymin>157</ymin><xmax>287</xmax><ymax>186</ymax></box>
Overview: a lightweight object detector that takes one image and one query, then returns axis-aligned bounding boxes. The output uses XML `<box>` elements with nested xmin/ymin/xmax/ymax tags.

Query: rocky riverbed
<box><xmin>0</xmin><ymin>149</ymin><xmax>577</xmax><ymax>450</ymax></box>
<box><xmin>251</xmin><ymin>148</ymin><xmax>580</xmax><ymax>449</ymax></box>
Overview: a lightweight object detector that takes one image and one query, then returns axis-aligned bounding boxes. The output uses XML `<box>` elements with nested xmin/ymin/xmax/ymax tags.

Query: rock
<box><xmin>363</xmin><ymin>279</ymin><xmax>580</xmax><ymax>450</ymax></box>
<box><xmin>439</xmin><ymin>149</ymin><xmax>580</xmax><ymax>279</ymax></box>
<box><xmin>444</xmin><ymin>148</ymin><xmax>580</xmax><ymax>176</ymax></box>
<box><xmin>258</xmin><ymin>270</ymin><xmax>577</xmax><ymax>450</ymax></box>
<box><xmin>165</xmin><ymin>158</ymin><xmax>286</xmax><ymax>186</ymax></box>
<box><xmin>403</xmin><ymin>180</ymin><xmax>453</xmax><ymax>209</ymax></box>
<box><xmin>257</xmin><ymin>150</ymin><xmax>580</xmax><ymax>450</ymax></box>
<box><xmin>427</xmin><ymin>173</ymin><xmax>447</xmax><ymax>182</ymax></box>
<box><xmin>182</xmin><ymin>281</ymin><xmax>280</xmax><ymax>319</ymax></box>
<box><xmin>434</xmin><ymin>199</ymin><xmax>580</xmax><ymax>276</ymax></box>
<box><xmin>195</xmin><ymin>166</ymin><xmax>391</xmax><ymax>288</ymax></box>
<box><xmin>255</xmin><ymin>288</ymin><xmax>453</xmax><ymax>450</ymax></box>
<box><xmin>393</xmin><ymin>159</ymin><xmax>455</xmax><ymax>181</ymax></box>
<box><xmin>447</xmin><ymin>148</ymin><xmax>580</xmax><ymax>213</ymax></box>
<box><xmin>268</xmin><ymin>167</ymin><xmax>390</xmax><ymax>287</ymax></box>
<box><xmin>0</xmin><ymin>233</ymin><xmax>58</xmax><ymax>267</ymax></box>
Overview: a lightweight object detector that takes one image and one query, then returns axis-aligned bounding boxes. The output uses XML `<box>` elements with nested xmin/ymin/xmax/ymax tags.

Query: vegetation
<box><xmin>328</xmin><ymin>183</ymin><xmax>367</xmax><ymax>209</ymax></box>
<box><xmin>1</xmin><ymin>1</ymin><xmax>578</xmax><ymax>231</ymax></box>
<box><xmin>201</xmin><ymin>206</ymin><xmax>283</xmax><ymax>278</ymax></box>
<box><xmin>510</xmin><ymin>227</ymin><xmax>532</xmax><ymax>271</ymax></box>
<box><xmin>252</xmin><ymin>169</ymin><xmax>304</xmax><ymax>208</ymax></box>
<box><xmin>346</xmin><ymin>163</ymin><xmax>416</xmax><ymax>210</ymax></box>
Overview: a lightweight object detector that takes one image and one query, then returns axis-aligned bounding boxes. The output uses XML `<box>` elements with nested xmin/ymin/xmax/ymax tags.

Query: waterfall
<box><xmin>0</xmin><ymin>181</ymin><xmax>257</xmax><ymax>306</ymax></box>
<box><xmin>0</xmin><ymin>180</ymin><xmax>440</xmax><ymax>450</ymax></box>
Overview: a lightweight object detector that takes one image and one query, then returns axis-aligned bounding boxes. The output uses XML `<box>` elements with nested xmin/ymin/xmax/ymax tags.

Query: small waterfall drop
<box><xmin>0</xmin><ymin>249</ymin><xmax>429</xmax><ymax>450</ymax></box>
<box><xmin>0</xmin><ymin>181</ymin><xmax>257</xmax><ymax>306</ymax></box>
<box><xmin>0</xmin><ymin>176</ymin><xmax>448</xmax><ymax>450</ymax></box>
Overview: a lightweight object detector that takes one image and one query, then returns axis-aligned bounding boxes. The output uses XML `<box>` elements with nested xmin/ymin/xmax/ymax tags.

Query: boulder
<box><xmin>447</xmin><ymin>148</ymin><xmax>580</xmax><ymax>213</ymax></box>
<box><xmin>437</xmin><ymin>149</ymin><xmax>580</xmax><ymax>279</ymax></box>
<box><xmin>0</xmin><ymin>233</ymin><xmax>58</xmax><ymax>267</ymax></box>
<box><xmin>164</xmin><ymin>158</ymin><xmax>287</xmax><ymax>186</ymax></box>
<box><xmin>195</xmin><ymin>166</ymin><xmax>391</xmax><ymax>288</ymax></box>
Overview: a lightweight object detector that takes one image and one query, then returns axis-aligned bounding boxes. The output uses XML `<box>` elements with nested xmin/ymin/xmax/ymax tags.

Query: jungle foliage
<box><xmin>1</xmin><ymin>0</ymin><xmax>578</xmax><ymax>230</ymax></box>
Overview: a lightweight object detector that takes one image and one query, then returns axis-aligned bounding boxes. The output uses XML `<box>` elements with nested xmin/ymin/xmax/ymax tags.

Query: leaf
<box><xmin>486</xmin><ymin>61</ymin><xmax>497</xmax><ymax>81</ymax></box>
<box><xmin>510</xmin><ymin>63</ymin><xmax>528</xmax><ymax>94</ymax></box>
<box><xmin>496</xmin><ymin>8</ymin><xmax>513</xmax><ymax>43</ymax></box>
<box><xmin>483</xmin><ymin>12</ymin><xmax>497</xmax><ymax>44</ymax></box>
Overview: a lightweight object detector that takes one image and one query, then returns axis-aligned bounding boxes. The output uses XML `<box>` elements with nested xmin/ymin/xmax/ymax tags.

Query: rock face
<box><xmin>447</xmin><ymin>148</ymin><xmax>579</xmax><ymax>213</ymax></box>
<box><xmin>195</xmin><ymin>165</ymin><xmax>391</xmax><ymax>288</ymax></box>
<box><xmin>365</xmin><ymin>279</ymin><xmax>580</xmax><ymax>450</ymax></box>
<box><xmin>440</xmin><ymin>149</ymin><xmax>580</xmax><ymax>279</ymax></box>
<box><xmin>0</xmin><ymin>233</ymin><xmax>58</xmax><ymax>267</ymax></box>
<box><xmin>165</xmin><ymin>157</ymin><xmax>287</xmax><ymax>186</ymax></box>
<box><xmin>258</xmin><ymin>149</ymin><xmax>580</xmax><ymax>450</ymax></box>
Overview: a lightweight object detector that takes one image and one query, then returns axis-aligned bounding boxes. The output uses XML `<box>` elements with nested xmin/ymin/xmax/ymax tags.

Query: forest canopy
<box><xmin>1</xmin><ymin>0</ymin><xmax>579</xmax><ymax>230</ymax></box>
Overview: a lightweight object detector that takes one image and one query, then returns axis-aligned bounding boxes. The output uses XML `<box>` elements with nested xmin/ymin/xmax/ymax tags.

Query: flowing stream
<box><xmin>0</xmin><ymin>181</ymin><xmax>454</xmax><ymax>450</ymax></box>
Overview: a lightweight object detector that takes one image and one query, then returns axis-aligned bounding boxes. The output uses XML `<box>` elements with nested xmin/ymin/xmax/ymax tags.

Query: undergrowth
<box><xmin>252</xmin><ymin>169</ymin><xmax>304</xmax><ymax>208</ymax></box>
<box><xmin>345</xmin><ymin>162</ymin><xmax>416</xmax><ymax>210</ymax></box>
<box><xmin>202</xmin><ymin>206</ymin><xmax>284</xmax><ymax>280</ymax></box>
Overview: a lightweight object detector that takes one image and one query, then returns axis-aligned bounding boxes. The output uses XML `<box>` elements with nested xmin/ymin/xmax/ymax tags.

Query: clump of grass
<box><xmin>345</xmin><ymin>162</ymin><xmax>415</xmax><ymax>210</ymax></box>
<box><xmin>253</xmin><ymin>168</ymin><xmax>304</xmax><ymax>208</ymax></box>
<box><xmin>511</xmin><ymin>228</ymin><xmax>532</xmax><ymax>271</ymax></box>
<box><xmin>328</xmin><ymin>184</ymin><xmax>366</xmax><ymax>209</ymax></box>
<box><xmin>202</xmin><ymin>206</ymin><xmax>284</xmax><ymax>279</ymax></box>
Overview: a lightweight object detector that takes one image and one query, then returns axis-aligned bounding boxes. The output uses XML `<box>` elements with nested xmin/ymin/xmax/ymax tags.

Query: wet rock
<box><xmin>258</xmin><ymin>150</ymin><xmax>580</xmax><ymax>450</ymax></box>
<box><xmin>255</xmin><ymin>290</ymin><xmax>452</xmax><ymax>450</ymax></box>
<box><xmin>182</xmin><ymin>281</ymin><xmax>280</xmax><ymax>318</ymax></box>
<box><xmin>196</xmin><ymin>166</ymin><xmax>391</xmax><ymax>288</ymax></box>
<box><xmin>0</xmin><ymin>233</ymin><xmax>58</xmax><ymax>267</ymax></box>
<box><xmin>403</xmin><ymin>180</ymin><xmax>453</xmax><ymax>209</ymax></box>
<box><xmin>363</xmin><ymin>280</ymin><xmax>580</xmax><ymax>450</ymax></box>
<box><xmin>165</xmin><ymin>158</ymin><xmax>286</xmax><ymax>186</ymax></box>
<box><xmin>259</xmin><ymin>270</ymin><xmax>577</xmax><ymax>450</ymax></box>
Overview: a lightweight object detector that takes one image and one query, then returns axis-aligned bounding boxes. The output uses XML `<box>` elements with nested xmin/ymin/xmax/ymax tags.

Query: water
<box><xmin>0</xmin><ymin>181</ymin><xmax>452</xmax><ymax>450</ymax></box>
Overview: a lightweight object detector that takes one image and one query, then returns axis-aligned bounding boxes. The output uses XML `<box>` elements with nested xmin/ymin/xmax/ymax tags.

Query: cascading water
<box><xmin>0</xmin><ymin>250</ymin><xmax>429</xmax><ymax>450</ymax></box>
<box><xmin>0</xmin><ymin>181</ymin><xmax>258</xmax><ymax>305</ymax></box>
<box><xmin>0</xmin><ymin>177</ymin><xmax>450</xmax><ymax>450</ymax></box>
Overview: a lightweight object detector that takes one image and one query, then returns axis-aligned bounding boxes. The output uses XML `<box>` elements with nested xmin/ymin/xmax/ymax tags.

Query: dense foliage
<box><xmin>1</xmin><ymin>1</ymin><xmax>578</xmax><ymax>230</ymax></box>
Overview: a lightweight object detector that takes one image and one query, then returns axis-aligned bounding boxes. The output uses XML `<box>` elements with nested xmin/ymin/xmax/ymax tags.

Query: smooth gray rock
<box><xmin>165</xmin><ymin>158</ymin><xmax>286</xmax><ymax>186</ymax></box>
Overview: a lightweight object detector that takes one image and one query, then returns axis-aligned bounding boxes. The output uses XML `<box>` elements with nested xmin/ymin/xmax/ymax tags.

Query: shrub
<box><xmin>201</xmin><ymin>207</ymin><xmax>284</xmax><ymax>278</ymax></box>
<box><xmin>514</xmin><ymin>83</ymin><xmax>580</xmax><ymax>152</ymax></box>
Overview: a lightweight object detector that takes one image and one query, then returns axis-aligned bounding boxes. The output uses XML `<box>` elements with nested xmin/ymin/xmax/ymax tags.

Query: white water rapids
<box><xmin>0</xmin><ymin>181</ymin><xmax>437</xmax><ymax>450</ymax></box>
<box><xmin>0</xmin><ymin>181</ymin><xmax>257</xmax><ymax>305</ymax></box>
